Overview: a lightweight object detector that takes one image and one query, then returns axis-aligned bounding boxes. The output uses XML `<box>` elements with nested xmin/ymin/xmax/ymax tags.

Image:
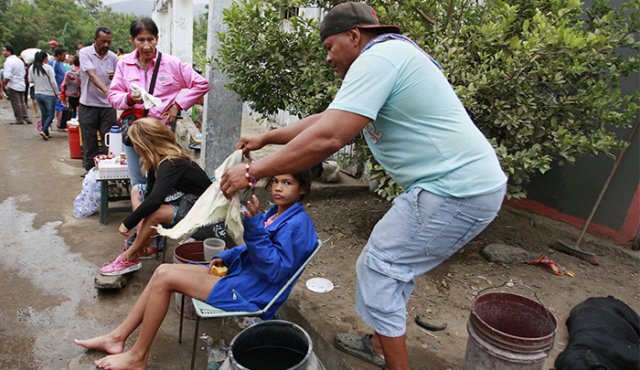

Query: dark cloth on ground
<box><xmin>554</xmin><ymin>296</ymin><xmax>640</xmax><ymax>370</ymax></box>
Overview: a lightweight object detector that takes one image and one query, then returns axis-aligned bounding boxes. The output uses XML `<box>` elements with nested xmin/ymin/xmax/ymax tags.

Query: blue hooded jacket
<box><xmin>206</xmin><ymin>202</ymin><xmax>317</xmax><ymax>319</ymax></box>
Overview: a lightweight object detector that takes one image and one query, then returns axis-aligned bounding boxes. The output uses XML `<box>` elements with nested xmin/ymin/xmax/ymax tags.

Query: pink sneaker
<box><xmin>99</xmin><ymin>255</ymin><xmax>142</xmax><ymax>276</ymax></box>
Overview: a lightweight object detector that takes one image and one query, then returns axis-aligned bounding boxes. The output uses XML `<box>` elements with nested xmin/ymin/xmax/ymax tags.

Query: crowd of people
<box><xmin>2</xmin><ymin>40</ymin><xmax>83</xmax><ymax>136</ymax></box>
<box><xmin>3</xmin><ymin>4</ymin><xmax>509</xmax><ymax>370</ymax></box>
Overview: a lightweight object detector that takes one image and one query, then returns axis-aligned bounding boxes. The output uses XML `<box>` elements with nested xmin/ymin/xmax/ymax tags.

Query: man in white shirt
<box><xmin>2</xmin><ymin>44</ymin><xmax>32</xmax><ymax>125</ymax></box>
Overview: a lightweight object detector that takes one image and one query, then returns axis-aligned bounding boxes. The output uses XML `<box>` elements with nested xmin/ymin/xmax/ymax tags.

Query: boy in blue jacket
<box><xmin>75</xmin><ymin>170</ymin><xmax>318</xmax><ymax>370</ymax></box>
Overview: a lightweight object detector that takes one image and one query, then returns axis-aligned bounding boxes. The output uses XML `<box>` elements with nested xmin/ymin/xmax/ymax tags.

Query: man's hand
<box><xmin>220</xmin><ymin>163</ymin><xmax>250</xmax><ymax>199</ymax></box>
<box><xmin>236</xmin><ymin>135</ymin><xmax>265</xmax><ymax>156</ymax></box>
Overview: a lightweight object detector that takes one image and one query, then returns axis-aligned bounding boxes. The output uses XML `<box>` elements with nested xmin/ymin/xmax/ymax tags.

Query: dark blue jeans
<box><xmin>35</xmin><ymin>93</ymin><xmax>56</xmax><ymax>135</ymax></box>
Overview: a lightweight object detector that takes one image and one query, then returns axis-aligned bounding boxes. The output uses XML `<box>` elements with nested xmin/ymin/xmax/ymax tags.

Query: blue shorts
<box><xmin>355</xmin><ymin>185</ymin><xmax>506</xmax><ymax>337</ymax></box>
<box><xmin>137</xmin><ymin>184</ymin><xmax>185</xmax><ymax>226</ymax></box>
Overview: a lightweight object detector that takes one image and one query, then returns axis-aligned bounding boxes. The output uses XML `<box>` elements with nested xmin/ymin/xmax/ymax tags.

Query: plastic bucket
<box><xmin>220</xmin><ymin>320</ymin><xmax>325</xmax><ymax>370</ymax></box>
<box><xmin>463</xmin><ymin>292</ymin><xmax>557</xmax><ymax>370</ymax></box>
<box><xmin>173</xmin><ymin>241</ymin><xmax>208</xmax><ymax>319</ymax></box>
<box><xmin>203</xmin><ymin>237</ymin><xmax>226</xmax><ymax>260</ymax></box>
<box><xmin>67</xmin><ymin>124</ymin><xmax>82</xmax><ymax>159</ymax></box>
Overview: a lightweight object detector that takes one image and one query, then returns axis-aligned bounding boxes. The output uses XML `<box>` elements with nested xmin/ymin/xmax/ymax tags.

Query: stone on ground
<box><xmin>481</xmin><ymin>243</ymin><xmax>537</xmax><ymax>264</ymax></box>
<box><xmin>94</xmin><ymin>273</ymin><xmax>127</xmax><ymax>289</ymax></box>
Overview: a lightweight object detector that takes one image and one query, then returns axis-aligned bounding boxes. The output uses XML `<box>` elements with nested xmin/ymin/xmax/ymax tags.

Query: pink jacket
<box><xmin>108</xmin><ymin>50</ymin><xmax>209</xmax><ymax>122</ymax></box>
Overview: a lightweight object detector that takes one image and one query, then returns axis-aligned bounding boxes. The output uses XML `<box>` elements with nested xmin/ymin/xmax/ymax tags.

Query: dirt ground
<box><xmin>284</xmin><ymin>185</ymin><xmax>640</xmax><ymax>369</ymax></box>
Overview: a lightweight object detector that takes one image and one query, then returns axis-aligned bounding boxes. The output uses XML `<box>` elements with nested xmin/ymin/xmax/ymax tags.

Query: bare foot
<box><xmin>73</xmin><ymin>335</ymin><xmax>124</xmax><ymax>355</ymax></box>
<box><xmin>95</xmin><ymin>351</ymin><xmax>147</xmax><ymax>370</ymax></box>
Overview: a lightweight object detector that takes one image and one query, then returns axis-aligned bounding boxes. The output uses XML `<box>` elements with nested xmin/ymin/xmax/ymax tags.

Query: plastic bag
<box><xmin>529</xmin><ymin>254</ymin><xmax>576</xmax><ymax>277</ymax></box>
<box><xmin>72</xmin><ymin>168</ymin><xmax>101</xmax><ymax>218</ymax></box>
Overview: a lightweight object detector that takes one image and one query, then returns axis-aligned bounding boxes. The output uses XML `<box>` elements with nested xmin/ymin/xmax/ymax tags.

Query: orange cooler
<box><xmin>68</xmin><ymin>123</ymin><xmax>82</xmax><ymax>159</ymax></box>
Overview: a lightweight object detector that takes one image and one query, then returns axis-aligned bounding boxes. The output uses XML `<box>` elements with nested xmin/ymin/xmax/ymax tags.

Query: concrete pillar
<box><xmin>201</xmin><ymin>0</ymin><xmax>242</xmax><ymax>174</ymax></box>
<box><xmin>171</xmin><ymin>0</ymin><xmax>193</xmax><ymax>64</ymax></box>
<box><xmin>152</xmin><ymin>2</ymin><xmax>171</xmax><ymax>54</ymax></box>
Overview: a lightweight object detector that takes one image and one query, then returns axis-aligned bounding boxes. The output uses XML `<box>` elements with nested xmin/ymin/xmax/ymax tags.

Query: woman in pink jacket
<box><xmin>108</xmin><ymin>17</ymin><xmax>209</xmax><ymax>187</ymax></box>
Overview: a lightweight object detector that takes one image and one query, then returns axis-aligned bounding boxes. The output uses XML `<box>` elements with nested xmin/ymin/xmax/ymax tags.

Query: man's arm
<box><xmin>263</xmin><ymin>112</ymin><xmax>324</xmax><ymax>144</ymax></box>
<box><xmin>221</xmin><ymin>109</ymin><xmax>370</xmax><ymax>196</ymax></box>
<box><xmin>85</xmin><ymin>69</ymin><xmax>110</xmax><ymax>96</ymax></box>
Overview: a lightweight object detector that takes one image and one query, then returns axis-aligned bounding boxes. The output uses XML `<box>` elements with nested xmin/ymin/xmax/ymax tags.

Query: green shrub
<box><xmin>215</xmin><ymin>0</ymin><xmax>639</xmax><ymax>199</ymax></box>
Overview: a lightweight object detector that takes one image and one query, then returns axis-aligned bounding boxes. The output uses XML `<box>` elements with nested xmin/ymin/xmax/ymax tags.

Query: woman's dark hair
<box><xmin>32</xmin><ymin>51</ymin><xmax>48</xmax><ymax>76</ymax></box>
<box><xmin>73</xmin><ymin>55</ymin><xmax>80</xmax><ymax>67</ymax></box>
<box><xmin>266</xmin><ymin>169</ymin><xmax>313</xmax><ymax>200</ymax></box>
<box><xmin>130</xmin><ymin>17</ymin><xmax>159</xmax><ymax>38</ymax></box>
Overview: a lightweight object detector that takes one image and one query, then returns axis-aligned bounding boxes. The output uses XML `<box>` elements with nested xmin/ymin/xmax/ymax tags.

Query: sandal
<box><xmin>334</xmin><ymin>333</ymin><xmax>386</xmax><ymax>367</ymax></box>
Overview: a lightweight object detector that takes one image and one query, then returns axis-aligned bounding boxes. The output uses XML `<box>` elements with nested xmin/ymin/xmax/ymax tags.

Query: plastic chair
<box><xmin>178</xmin><ymin>240</ymin><xmax>323</xmax><ymax>370</ymax></box>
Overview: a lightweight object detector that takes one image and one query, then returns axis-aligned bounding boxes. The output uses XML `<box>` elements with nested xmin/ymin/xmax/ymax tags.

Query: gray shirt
<box><xmin>78</xmin><ymin>44</ymin><xmax>117</xmax><ymax>108</ymax></box>
<box><xmin>28</xmin><ymin>64</ymin><xmax>59</xmax><ymax>96</ymax></box>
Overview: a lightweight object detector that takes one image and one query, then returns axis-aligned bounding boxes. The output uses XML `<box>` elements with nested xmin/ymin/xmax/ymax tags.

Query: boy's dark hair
<box><xmin>95</xmin><ymin>27</ymin><xmax>112</xmax><ymax>38</ymax></box>
<box><xmin>3</xmin><ymin>44</ymin><xmax>15</xmax><ymax>54</ymax></box>
<box><xmin>54</xmin><ymin>46</ymin><xmax>66</xmax><ymax>56</ymax></box>
<box><xmin>266</xmin><ymin>169</ymin><xmax>313</xmax><ymax>200</ymax></box>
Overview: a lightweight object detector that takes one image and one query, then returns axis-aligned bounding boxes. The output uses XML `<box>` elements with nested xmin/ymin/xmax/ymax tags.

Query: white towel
<box><xmin>155</xmin><ymin>150</ymin><xmax>245</xmax><ymax>245</ymax></box>
<box><xmin>130</xmin><ymin>83</ymin><xmax>162</xmax><ymax>109</ymax></box>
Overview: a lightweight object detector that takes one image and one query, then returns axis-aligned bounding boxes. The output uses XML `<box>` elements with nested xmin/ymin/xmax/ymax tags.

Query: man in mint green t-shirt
<box><xmin>220</xmin><ymin>3</ymin><xmax>507</xmax><ymax>369</ymax></box>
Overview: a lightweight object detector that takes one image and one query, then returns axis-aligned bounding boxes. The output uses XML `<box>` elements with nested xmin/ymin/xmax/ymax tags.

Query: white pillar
<box><xmin>152</xmin><ymin>1</ymin><xmax>171</xmax><ymax>54</ymax></box>
<box><xmin>171</xmin><ymin>0</ymin><xmax>193</xmax><ymax>64</ymax></box>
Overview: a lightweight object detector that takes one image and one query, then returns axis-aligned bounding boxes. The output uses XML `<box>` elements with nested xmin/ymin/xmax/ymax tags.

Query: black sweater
<box><xmin>123</xmin><ymin>158</ymin><xmax>211</xmax><ymax>229</ymax></box>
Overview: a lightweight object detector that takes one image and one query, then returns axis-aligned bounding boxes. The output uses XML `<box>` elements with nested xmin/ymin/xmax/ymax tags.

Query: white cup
<box><xmin>203</xmin><ymin>238</ymin><xmax>226</xmax><ymax>261</ymax></box>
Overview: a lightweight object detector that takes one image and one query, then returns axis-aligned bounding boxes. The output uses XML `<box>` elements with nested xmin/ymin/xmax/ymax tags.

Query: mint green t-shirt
<box><xmin>328</xmin><ymin>39</ymin><xmax>507</xmax><ymax>197</ymax></box>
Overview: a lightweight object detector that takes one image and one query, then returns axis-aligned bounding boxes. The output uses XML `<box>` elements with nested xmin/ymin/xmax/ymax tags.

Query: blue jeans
<box><xmin>35</xmin><ymin>93</ymin><xmax>56</xmax><ymax>134</ymax></box>
<box><xmin>124</xmin><ymin>144</ymin><xmax>146</xmax><ymax>186</ymax></box>
<box><xmin>355</xmin><ymin>185</ymin><xmax>506</xmax><ymax>337</ymax></box>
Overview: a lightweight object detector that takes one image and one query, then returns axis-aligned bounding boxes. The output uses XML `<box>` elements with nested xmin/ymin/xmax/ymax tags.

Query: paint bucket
<box><xmin>220</xmin><ymin>320</ymin><xmax>325</xmax><ymax>370</ymax></box>
<box><xmin>463</xmin><ymin>292</ymin><xmax>557</xmax><ymax>370</ymax></box>
<box><xmin>173</xmin><ymin>241</ymin><xmax>208</xmax><ymax>319</ymax></box>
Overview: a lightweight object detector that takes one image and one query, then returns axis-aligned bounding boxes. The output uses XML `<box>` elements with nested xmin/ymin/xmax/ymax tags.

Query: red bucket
<box><xmin>464</xmin><ymin>292</ymin><xmax>557</xmax><ymax>369</ymax></box>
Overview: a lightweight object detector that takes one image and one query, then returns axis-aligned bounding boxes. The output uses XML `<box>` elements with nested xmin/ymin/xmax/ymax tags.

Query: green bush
<box><xmin>215</xmin><ymin>0</ymin><xmax>639</xmax><ymax>199</ymax></box>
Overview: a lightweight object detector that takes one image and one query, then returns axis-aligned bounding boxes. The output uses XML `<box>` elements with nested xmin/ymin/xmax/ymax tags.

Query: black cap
<box><xmin>320</xmin><ymin>2</ymin><xmax>401</xmax><ymax>41</ymax></box>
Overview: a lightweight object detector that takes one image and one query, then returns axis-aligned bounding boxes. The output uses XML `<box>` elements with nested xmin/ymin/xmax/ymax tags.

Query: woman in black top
<box><xmin>100</xmin><ymin>117</ymin><xmax>211</xmax><ymax>276</ymax></box>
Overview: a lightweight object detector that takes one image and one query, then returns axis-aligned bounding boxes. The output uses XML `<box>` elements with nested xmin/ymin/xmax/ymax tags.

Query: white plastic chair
<box><xmin>178</xmin><ymin>240</ymin><xmax>323</xmax><ymax>370</ymax></box>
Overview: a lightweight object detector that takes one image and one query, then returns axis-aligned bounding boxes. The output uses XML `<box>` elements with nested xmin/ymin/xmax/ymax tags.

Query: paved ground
<box><xmin>0</xmin><ymin>99</ymin><xmax>365</xmax><ymax>370</ymax></box>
